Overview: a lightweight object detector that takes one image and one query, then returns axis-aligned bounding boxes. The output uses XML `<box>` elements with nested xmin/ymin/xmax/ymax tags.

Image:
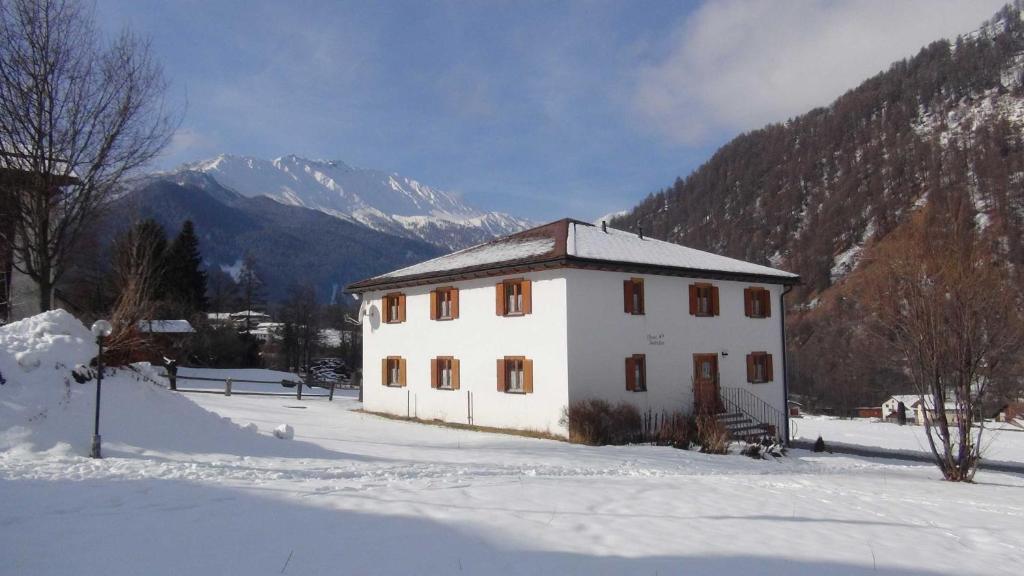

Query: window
<box><xmin>744</xmin><ymin>287</ymin><xmax>771</xmax><ymax>318</ymax></box>
<box><xmin>383</xmin><ymin>293</ymin><xmax>406</xmax><ymax>323</ymax></box>
<box><xmin>430</xmin><ymin>287</ymin><xmax>459</xmax><ymax>320</ymax></box>
<box><xmin>625</xmin><ymin>354</ymin><xmax>647</xmax><ymax>392</ymax></box>
<box><xmin>623</xmin><ymin>278</ymin><xmax>645</xmax><ymax>315</ymax></box>
<box><xmin>495</xmin><ymin>279</ymin><xmax>532</xmax><ymax>316</ymax></box>
<box><xmin>688</xmin><ymin>283</ymin><xmax>719</xmax><ymax>317</ymax></box>
<box><xmin>746</xmin><ymin>352</ymin><xmax>774</xmax><ymax>383</ymax></box>
<box><xmin>431</xmin><ymin>356</ymin><xmax>460</xmax><ymax>390</ymax></box>
<box><xmin>381</xmin><ymin>356</ymin><xmax>406</xmax><ymax>387</ymax></box>
<box><xmin>496</xmin><ymin>356</ymin><xmax>533</xmax><ymax>393</ymax></box>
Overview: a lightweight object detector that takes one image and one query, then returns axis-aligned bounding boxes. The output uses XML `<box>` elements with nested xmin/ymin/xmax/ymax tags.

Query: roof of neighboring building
<box><xmin>136</xmin><ymin>320</ymin><xmax>195</xmax><ymax>334</ymax></box>
<box><xmin>347</xmin><ymin>218</ymin><xmax>799</xmax><ymax>292</ymax></box>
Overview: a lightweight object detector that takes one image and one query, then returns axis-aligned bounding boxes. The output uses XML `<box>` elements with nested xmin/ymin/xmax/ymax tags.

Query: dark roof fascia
<box><xmin>345</xmin><ymin>255</ymin><xmax>799</xmax><ymax>293</ymax></box>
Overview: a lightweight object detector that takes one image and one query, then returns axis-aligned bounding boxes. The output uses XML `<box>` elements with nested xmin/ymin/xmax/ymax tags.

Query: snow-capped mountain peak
<box><xmin>179</xmin><ymin>154</ymin><xmax>531</xmax><ymax>250</ymax></box>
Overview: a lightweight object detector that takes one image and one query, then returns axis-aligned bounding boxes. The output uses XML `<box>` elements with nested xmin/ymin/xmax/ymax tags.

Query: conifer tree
<box><xmin>164</xmin><ymin>220</ymin><xmax>208</xmax><ymax>314</ymax></box>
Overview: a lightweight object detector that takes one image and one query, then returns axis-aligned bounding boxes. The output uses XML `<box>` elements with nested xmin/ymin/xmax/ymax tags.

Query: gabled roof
<box><xmin>346</xmin><ymin>218</ymin><xmax>799</xmax><ymax>292</ymax></box>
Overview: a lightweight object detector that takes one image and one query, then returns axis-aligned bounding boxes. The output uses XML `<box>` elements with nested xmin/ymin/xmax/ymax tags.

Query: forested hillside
<box><xmin>611</xmin><ymin>3</ymin><xmax>1024</xmax><ymax>411</ymax></box>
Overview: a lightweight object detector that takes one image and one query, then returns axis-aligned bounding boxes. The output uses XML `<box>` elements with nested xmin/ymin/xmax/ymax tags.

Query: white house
<box><xmin>346</xmin><ymin>219</ymin><xmax>799</xmax><ymax>439</ymax></box>
<box><xmin>882</xmin><ymin>394</ymin><xmax>961</xmax><ymax>426</ymax></box>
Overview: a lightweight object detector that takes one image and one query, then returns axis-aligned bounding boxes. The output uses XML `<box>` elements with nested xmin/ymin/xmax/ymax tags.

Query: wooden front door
<box><xmin>693</xmin><ymin>354</ymin><xmax>721</xmax><ymax>413</ymax></box>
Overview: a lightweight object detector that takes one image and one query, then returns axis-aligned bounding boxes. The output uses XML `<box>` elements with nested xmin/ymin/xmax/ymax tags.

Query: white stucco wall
<box><xmin>564</xmin><ymin>269</ymin><xmax>788</xmax><ymax>419</ymax></box>
<box><xmin>361</xmin><ymin>270</ymin><xmax>570</xmax><ymax>436</ymax></box>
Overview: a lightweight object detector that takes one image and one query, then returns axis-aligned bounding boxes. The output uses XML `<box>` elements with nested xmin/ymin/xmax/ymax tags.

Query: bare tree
<box><xmin>105</xmin><ymin>219</ymin><xmax>167</xmax><ymax>363</ymax></box>
<box><xmin>282</xmin><ymin>282</ymin><xmax>320</xmax><ymax>373</ymax></box>
<box><xmin>236</xmin><ymin>253</ymin><xmax>264</xmax><ymax>333</ymax></box>
<box><xmin>0</xmin><ymin>0</ymin><xmax>176</xmax><ymax>312</ymax></box>
<box><xmin>863</xmin><ymin>194</ymin><xmax>1024</xmax><ymax>481</ymax></box>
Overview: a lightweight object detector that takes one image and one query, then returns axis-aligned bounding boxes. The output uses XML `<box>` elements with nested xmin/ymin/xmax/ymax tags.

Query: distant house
<box><xmin>347</xmin><ymin>218</ymin><xmax>799</xmax><ymax>439</ymax></box>
<box><xmin>134</xmin><ymin>319</ymin><xmax>195</xmax><ymax>363</ymax></box>
<box><xmin>882</xmin><ymin>394</ymin><xmax>960</xmax><ymax>426</ymax></box>
<box><xmin>995</xmin><ymin>402</ymin><xmax>1024</xmax><ymax>423</ymax></box>
<box><xmin>252</xmin><ymin>322</ymin><xmax>284</xmax><ymax>343</ymax></box>
<box><xmin>855</xmin><ymin>407</ymin><xmax>882</xmax><ymax>419</ymax></box>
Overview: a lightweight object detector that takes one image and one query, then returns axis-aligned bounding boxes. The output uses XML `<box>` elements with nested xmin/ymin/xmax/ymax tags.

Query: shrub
<box><xmin>741</xmin><ymin>437</ymin><xmax>787</xmax><ymax>460</ymax></box>
<box><xmin>653</xmin><ymin>411</ymin><xmax>696</xmax><ymax>449</ymax></box>
<box><xmin>813</xmin><ymin>435</ymin><xmax>828</xmax><ymax>453</ymax></box>
<box><xmin>696</xmin><ymin>413</ymin><xmax>730</xmax><ymax>454</ymax></box>
<box><xmin>563</xmin><ymin>399</ymin><xmax>642</xmax><ymax>445</ymax></box>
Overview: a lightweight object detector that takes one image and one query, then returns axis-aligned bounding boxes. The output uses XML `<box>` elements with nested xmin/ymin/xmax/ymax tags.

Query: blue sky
<box><xmin>97</xmin><ymin>0</ymin><xmax>1005</xmax><ymax>222</ymax></box>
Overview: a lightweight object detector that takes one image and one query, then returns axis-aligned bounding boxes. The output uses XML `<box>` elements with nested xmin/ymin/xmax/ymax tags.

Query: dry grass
<box><xmin>356</xmin><ymin>409</ymin><xmax>567</xmax><ymax>442</ymax></box>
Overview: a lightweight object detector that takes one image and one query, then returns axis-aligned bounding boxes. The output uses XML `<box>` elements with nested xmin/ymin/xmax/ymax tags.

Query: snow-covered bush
<box><xmin>273</xmin><ymin>424</ymin><xmax>294</xmax><ymax>440</ymax></box>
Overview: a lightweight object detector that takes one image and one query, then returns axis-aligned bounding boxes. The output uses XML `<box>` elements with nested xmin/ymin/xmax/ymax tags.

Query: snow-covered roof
<box><xmin>136</xmin><ymin>320</ymin><xmax>195</xmax><ymax>334</ymax></box>
<box><xmin>348</xmin><ymin>218</ymin><xmax>798</xmax><ymax>291</ymax></box>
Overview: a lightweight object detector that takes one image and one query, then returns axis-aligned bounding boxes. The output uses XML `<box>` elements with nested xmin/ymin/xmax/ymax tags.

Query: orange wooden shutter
<box><xmin>430</xmin><ymin>358</ymin><xmax>439</xmax><ymax>388</ymax></box>
<box><xmin>711</xmin><ymin>286</ymin><xmax>720</xmax><ymax>316</ymax></box>
<box><xmin>763</xmin><ymin>290</ymin><xmax>772</xmax><ymax>318</ymax></box>
<box><xmin>744</xmin><ymin>288</ymin><xmax>753</xmax><ymax>317</ymax></box>
<box><xmin>451</xmin><ymin>288</ymin><xmax>460</xmax><ymax>319</ymax></box>
<box><xmin>639</xmin><ymin>355</ymin><xmax>646</xmax><ymax>387</ymax></box>
<box><xmin>688</xmin><ymin>285</ymin><xmax>697</xmax><ymax>315</ymax></box>
<box><xmin>452</xmin><ymin>359</ymin><xmax>460</xmax><ymax>390</ymax></box>
<box><xmin>623</xmin><ymin>280</ymin><xmax>633</xmax><ymax>314</ymax></box>
<box><xmin>766</xmin><ymin>354</ymin><xmax>774</xmax><ymax>381</ymax></box>
<box><xmin>430</xmin><ymin>291</ymin><xmax>438</xmax><ymax>320</ymax></box>
<box><xmin>522</xmin><ymin>280</ymin><xmax>533</xmax><ymax>314</ymax></box>
<box><xmin>496</xmin><ymin>358</ymin><xmax>506</xmax><ymax>391</ymax></box>
<box><xmin>381</xmin><ymin>358</ymin><xmax>388</xmax><ymax>386</ymax></box>
<box><xmin>523</xmin><ymin>359</ymin><xmax>534</xmax><ymax>393</ymax></box>
<box><xmin>636</xmin><ymin>279</ymin><xmax>644</xmax><ymax>314</ymax></box>
<box><xmin>399</xmin><ymin>358</ymin><xmax>407</xmax><ymax>386</ymax></box>
<box><xmin>746</xmin><ymin>354</ymin><xmax>755</xmax><ymax>383</ymax></box>
<box><xmin>397</xmin><ymin>293</ymin><xmax>407</xmax><ymax>322</ymax></box>
<box><xmin>495</xmin><ymin>282</ymin><xmax>505</xmax><ymax>315</ymax></box>
<box><xmin>625</xmin><ymin>356</ymin><xmax>636</xmax><ymax>391</ymax></box>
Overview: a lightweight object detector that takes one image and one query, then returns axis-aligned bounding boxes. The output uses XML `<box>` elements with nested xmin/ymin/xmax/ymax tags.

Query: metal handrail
<box><xmin>719</xmin><ymin>386</ymin><xmax>786</xmax><ymax>442</ymax></box>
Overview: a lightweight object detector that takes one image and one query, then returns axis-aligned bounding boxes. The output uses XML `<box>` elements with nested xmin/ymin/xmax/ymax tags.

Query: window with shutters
<box><xmin>383</xmin><ymin>356</ymin><xmax>405</xmax><ymax>387</ymax></box>
<box><xmin>431</xmin><ymin>356</ymin><xmax>459</xmax><ymax>390</ymax></box>
<box><xmin>496</xmin><ymin>279</ymin><xmax>532</xmax><ymax>316</ymax></box>
<box><xmin>746</xmin><ymin>352</ymin><xmax>773</xmax><ymax>383</ymax></box>
<box><xmin>383</xmin><ymin>293</ymin><xmax>406</xmax><ymax>323</ymax></box>
<box><xmin>689</xmin><ymin>283</ymin><xmax>718</xmax><ymax>317</ymax></box>
<box><xmin>625</xmin><ymin>354</ymin><xmax>647</xmax><ymax>392</ymax></box>
<box><xmin>744</xmin><ymin>287</ymin><xmax>771</xmax><ymax>318</ymax></box>
<box><xmin>497</xmin><ymin>356</ymin><xmax>533</xmax><ymax>394</ymax></box>
<box><xmin>431</xmin><ymin>287</ymin><xmax>458</xmax><ymax>321</ymax></box>
<box><xmin>623</xmin><ymin>278</ymin><xmax>644</xmax><ymax>315</ymax></box>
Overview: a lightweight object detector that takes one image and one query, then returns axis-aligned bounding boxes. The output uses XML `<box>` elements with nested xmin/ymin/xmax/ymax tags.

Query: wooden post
<box><xmin>225</xmin><ymin>378</ymin><xmax>232</xmax><ymax>396</ymax></box>
<box><xmin>297</xmin><ymin>377</ymin><xmax>303</xmax><ymax>400</ymax></box>
<box><xmin>328</xmin><ymin>378</ymin><xmax>335</xmax><ymax>401</ymax></box>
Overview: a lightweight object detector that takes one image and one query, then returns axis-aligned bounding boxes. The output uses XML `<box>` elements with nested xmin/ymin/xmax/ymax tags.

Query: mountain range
<box><xmin>610</xmin><ymin>3</ymin><xmax>1024</xmax><ymax>410</ymax></box>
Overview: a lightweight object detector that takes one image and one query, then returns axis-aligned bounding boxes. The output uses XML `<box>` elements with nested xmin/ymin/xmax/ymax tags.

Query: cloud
<box><xmin>633</xmin><ymin>0</ymin><xmax>1007</xmax><ymax>144</ymax></box>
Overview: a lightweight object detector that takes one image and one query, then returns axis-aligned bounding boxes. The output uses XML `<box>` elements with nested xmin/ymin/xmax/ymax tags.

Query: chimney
<box><xmin>601</xmin><ymin>220</ymin><xmax>607</xmax><ymax>233</ymax></box>
<box><xmin>637</xmin><ymin>223</ymin><xmax>644</xmax><ymax>240</ymax></box>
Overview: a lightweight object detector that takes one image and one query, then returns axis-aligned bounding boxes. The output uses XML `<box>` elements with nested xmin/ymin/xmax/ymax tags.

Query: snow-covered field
<box><xmin>2</xmin><ymin>311</ymin><xmax>1024</xmax><ymax>575</ymax></box>
<box><xmin>796</xmin><ymin>415</ymin><xmax>1024</xmax><ymax>463</ymax></box>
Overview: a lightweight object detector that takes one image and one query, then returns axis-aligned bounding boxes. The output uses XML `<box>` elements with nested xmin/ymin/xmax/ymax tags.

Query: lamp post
<box><xmin>89</xmin><ymin>320</ymin><xmax>112</xmax><ymax>459</ymax></box>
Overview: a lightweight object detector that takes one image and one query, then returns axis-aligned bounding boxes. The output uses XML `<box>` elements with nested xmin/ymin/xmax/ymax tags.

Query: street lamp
<box><xmin>89</xmin><ymin>320</ymin><xmax>112</xmax><ymax>459</ymax></box>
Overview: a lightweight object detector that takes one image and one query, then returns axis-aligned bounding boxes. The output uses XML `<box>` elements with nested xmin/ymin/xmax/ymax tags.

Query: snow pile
<box><xmin>273</xmin><ymin>424</ymin><xmax>294</xmax><ymax>440</ymax></box>
<box><xmin>0</xmin><ymin>310</ymin><xmax>297</xmax><ymax>458</ymax></box>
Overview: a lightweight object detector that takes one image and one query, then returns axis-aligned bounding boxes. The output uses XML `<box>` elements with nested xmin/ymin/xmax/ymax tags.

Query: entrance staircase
<box><xmin>716</xmin><ymin>386</ymin><xmax>786</xmax><ymax>443</ymax></box>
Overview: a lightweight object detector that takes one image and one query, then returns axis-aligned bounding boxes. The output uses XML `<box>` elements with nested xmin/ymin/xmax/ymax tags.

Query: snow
<box><xmin>796</xmin><ymin>415</ymin><xmax>1024</xmax><ymax>464</ymax></box>
<box><xmin>569</xmin><ymin>222</ymin><xmax>797</xmax><ymax>279</ymax></box>
<box><xmin>3</xmin><ymin>312</ymin><xmax>1024</xmax><ymax>575</ymax></box>
<box><xmin>376</xmin><ymin>236</ymin><xmax>556</xmax><ymax>279</ymax></box>
<box><xmin>136</xmin><ymin>319</ymin><xmax>195</xmax><ymax>334</ymax></box>
<box><xmin>273</xmin><ymin>423</ymin><xmax>294</xmax><ymax>440</ymax></box>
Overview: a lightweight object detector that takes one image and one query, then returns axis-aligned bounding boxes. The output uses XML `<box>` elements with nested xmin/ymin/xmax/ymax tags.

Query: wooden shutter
<box><xmin>623</xmin><ymin>280</ymin><xmax>633</xmax><ymax>314</ymax></box>
<box><xmin>452</xmin><ymin>359</ymin><xmax>460</xmax><ymax>390</ymax></box>
<box><xmin>711</xmin><ymin>286</ymin><xmax>720</xmax><ymax>316</ymax></box>
<box><xmin>636</xmin><ymin>279</ymin><xmax>644</xmax><ymax>314</ymax></box>
<box><xmin>451</xmin><ymin>288</ymin><xmax>459</xmax><ymax>319</ymax></box>
<box><xmin>430</xmin><ymin>358</ymin><xmax>439</xmax><ymax>388</ymax></box>
<box><xmin>381</xmin><ymin>358</ymin><xmax>388</xmax><ymax>386</ymax></box>
<box><xmin>522</xmin><ymin>280</ymin><xmax>533</xmax><ymax>314</ymax></box>
<box><xmin>744</xmin><ymin>288</ymin><xmax>753</xmax><ymax>317</ymax></box>
<box><xmin>688</xmin><ymin>285</ymin><xmax>697</xmax><ymax>315</ymax></box>
<box><xmin>746</xmin><ymin>354</ymin><xmax>755</xmax><ymax>383</ymax></box>
<box><xmin>430</xmin><ymin>291</ymin><xmax>438</xmax><ymax>320</ymax></box>
<box><xmin>397</xmin><ymin>294</ymin><xmax>407</xmax><ymax>322</ymax></box>
<box><xmin>495</xmin><ymin>282</ymin><xmax>505</xmax><ymax>315</ymax></box>
<box><xmin>496</xmin><ymin>358</ymin><xmax>506</xmax><ymax>391</ymax></box>
<box><xmin>625</xmin><ymin>356</ymin><xmax>636</xmax><ymax>391</ymax></box>
<box><xmin>763</xmin><ymin>290</ymin><xmax>772</xmax><ymax>318</ymax></box>
<box><xmin>399</xmin><ymin>358</ymin><xmax>407</xmax><ymax>386</ymax></box>
<box><xmin>638</xmin><ymin>355</ymin><xmax>646</xmax><ymax>389</ymax></box>
<box><xmin>523</xmin><ymin>359</ymin><xmax>534</xmax><ymax>393</ymax></box>
<box><xmin>766</xmin><ymin>354</ymin><xmax>774</xmax><ymax>381</ymax></box>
